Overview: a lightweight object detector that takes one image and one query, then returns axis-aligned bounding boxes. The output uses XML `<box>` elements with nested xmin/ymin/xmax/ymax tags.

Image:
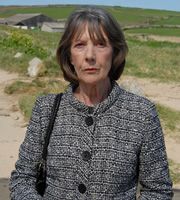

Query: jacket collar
<box><xmin>63</xmin><ymin>81</ymin><xmax>122</xmax><ymax>115</ymax></box>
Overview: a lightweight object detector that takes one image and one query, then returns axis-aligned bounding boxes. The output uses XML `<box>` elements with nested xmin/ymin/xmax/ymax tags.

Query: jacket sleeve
<box><xmin>138</xmin><ymin>104</ymin><xmax>173</xmax><ymax>200</ymax></box>
<box><xmin>9</xmin><ymin>96</ymin><xmax>45</xmax><ymax>200</ymax></box>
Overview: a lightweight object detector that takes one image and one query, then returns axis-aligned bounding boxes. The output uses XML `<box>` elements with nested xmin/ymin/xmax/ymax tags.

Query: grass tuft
<box><xmin>168</xmin><ymin>159</ymin><xmax>180</xmax><ymax>184</ymax></box>
<box><xmin>19</xmin><ymin>95</ymin><xmax>37</xmax><ymax>120</ymax></box>
<box><xmin>156</xmin><ymin>104</ymin><xmax>180</xmax><ymax>131</ymax></box>
<box><xmin>4</xmin><ymin>78</ymin><xmax>68</xmax><ymax>120</ymax></box>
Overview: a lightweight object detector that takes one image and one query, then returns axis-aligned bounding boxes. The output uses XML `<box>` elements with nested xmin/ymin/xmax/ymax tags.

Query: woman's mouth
<box><xmin>84</xmin><ymin>68</ymin><xmax>99</xmax><ymax>73</ymax></box>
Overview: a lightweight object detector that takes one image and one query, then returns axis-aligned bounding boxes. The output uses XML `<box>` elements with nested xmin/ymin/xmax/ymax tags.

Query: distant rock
<box><xmin>27</xmin><ymin>57</ymin><xmax>45</xmax><ymax>77</ymax></box>
<box><xmin>14</xmin><ymin>52</ymin><xmax>23</xmax><ymax>58</ymax></box>
<box><xmin>120</xmin><ymin>79</ymin><xmax>144</xmax><ymax>96</ymax></box>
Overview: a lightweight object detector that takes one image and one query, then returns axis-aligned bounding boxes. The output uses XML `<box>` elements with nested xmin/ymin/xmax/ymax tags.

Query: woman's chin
<box><xmin>79</xmin><ymin>76</ymin><xmax>108</xmax><ymax>86</ymax></box>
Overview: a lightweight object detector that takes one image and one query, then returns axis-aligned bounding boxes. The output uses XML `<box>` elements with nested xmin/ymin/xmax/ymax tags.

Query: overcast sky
<box><xmin>0</xmin><ymin>0</ymin><xmax>180</xmax><ymax>12</ymax></box>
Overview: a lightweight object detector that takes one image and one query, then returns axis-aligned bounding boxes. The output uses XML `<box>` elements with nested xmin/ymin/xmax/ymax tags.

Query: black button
<box><xmin>78</xmin><ymin>183</ymin><xmax>86</xmax><ymax>194</ymax></box>
<box><xmin>85</xmin><ymin>116</ymin><xmax>93</xmax><ymax>126</ymax></box>
<box><xmin>82</xmin><ymin>151</ymin><xmax>92</xmax><ymax>161</ymax></box>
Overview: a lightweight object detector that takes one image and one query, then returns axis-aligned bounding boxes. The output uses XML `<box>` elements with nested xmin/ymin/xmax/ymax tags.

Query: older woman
<box><xmin>10</xmin><ymin>7</ymin><xmax>173</xmax><ymax>199</ymax></box>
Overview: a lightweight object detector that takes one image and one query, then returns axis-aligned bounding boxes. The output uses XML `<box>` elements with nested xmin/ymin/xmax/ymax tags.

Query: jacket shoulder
<box><xmin>118</xmin><ymin>87</ymin><xmax>156</xmax><ymax>115</ymax></box>
<box><xmin>120</xmin><ymin>86</ymin><xmax>154</xmax><ymax>103</ymax></box>
<box><xmin>35</xmin><ymin>93</ymin><xmax>62</xmax><ymax>108</ymax></box>
<box><xmin>32</xmin><ymin>93</ymin><xmax>60</xmax><ymax>118</ymax></box>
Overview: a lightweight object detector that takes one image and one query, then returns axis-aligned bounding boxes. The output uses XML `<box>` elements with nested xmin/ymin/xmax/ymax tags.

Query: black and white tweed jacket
<box><xmin>10</xmin><ymin>82</ymin><xmax>173</xmax><ymax>200</ymax></box>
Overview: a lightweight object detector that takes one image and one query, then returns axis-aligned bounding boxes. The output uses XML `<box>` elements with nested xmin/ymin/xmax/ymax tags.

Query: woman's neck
<box><xmin>74</xmin><ymin>79</ymin><xmax>112</xmax><ymax>106</ymax></box>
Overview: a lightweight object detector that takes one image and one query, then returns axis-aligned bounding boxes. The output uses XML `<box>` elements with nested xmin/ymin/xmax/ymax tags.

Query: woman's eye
<box><xmin>75</xmin><ymin>43</ymin><xmax>85</xmax><ymax>48</ymax></box>
<box><xmin>97</xmin><ymin>43</ymin><xmax>106</xmax><ymax>48</ymax></box>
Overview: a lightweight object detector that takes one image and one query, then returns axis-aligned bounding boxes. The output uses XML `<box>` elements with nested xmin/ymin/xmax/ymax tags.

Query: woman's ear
<box><xmin>70</xmin><ymin>56</ymin><xmax>74</xmax><ymax>65</ymax></box>
<box><xmin>71</xmin><ymin>60</ymin><xmax>74</xmax><ymax>66</ymax></box>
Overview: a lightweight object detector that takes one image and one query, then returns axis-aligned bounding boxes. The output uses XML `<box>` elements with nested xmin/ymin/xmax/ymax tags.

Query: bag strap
<box><xmin>42</xmin><ymin>93</ymin><xmax>62</xmax><ymax>161</ymax></box>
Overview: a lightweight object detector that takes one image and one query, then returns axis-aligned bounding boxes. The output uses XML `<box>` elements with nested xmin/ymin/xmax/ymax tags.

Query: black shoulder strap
<box><xmin>42</xmin><ymin>93</ymin><xmax>62</xmax><ymax>161</ymax></box>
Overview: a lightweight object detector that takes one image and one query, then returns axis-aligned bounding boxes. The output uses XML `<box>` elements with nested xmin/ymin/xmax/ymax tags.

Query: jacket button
<box><xmin>78</xmin><ymin>183</ymin><xmax>86</xmax><ymax>194</ymax></box>
<box><xmin>82</xmin><ymin>151</ymin><xmax>92</xmax><ymax>161</ymax></box>
<box><xmin>85</xmin><ymin>116</ymin><xmax>93</xmax><ymax>126</ymax></box>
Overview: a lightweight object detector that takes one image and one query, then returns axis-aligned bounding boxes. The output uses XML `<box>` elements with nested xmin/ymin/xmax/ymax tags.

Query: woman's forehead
<box><xmin>72</xmin><ymin>22</ymin><xmax>108</xmax><ymax>42</ymax></box>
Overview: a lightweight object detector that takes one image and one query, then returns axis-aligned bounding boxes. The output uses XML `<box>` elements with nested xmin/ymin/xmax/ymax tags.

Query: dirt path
<box><xmin>0</xmin><ymin>70</ymin><xmax>26</xmax><ymax>178</ymax></box>
<box><xmin>129</xmin><ymin>33</ymin><xmax>180</xmax><ymax>43</ymax></box>
<box><xmin>147</xmin><ymin>35</ymin><xmax>180</xmax><ymax>43</ymax></box>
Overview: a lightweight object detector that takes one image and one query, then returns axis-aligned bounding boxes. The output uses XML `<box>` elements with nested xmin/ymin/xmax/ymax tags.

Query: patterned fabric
<box><xmin>9</xmin><ymin>82</ymin><xmax>173</xmax><ymax>200</ymax></box>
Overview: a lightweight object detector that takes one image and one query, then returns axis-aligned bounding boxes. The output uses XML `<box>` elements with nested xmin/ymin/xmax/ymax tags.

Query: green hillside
<box><xmin>0</xmin><ymin>5</ymin><xmax>75</xmax><ymax>19</ymax></box>
<box><xmin>0</xmin><ymin>5</ymin><xmax>180</xmax><ymax>26</ymax></box>
<box><xmin>0</xmin><ymin>5</ymin><xmax>179</xmax><ymax>81</ymax></box>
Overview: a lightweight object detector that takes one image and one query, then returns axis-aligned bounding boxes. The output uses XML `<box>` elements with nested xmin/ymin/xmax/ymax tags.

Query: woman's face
<box><xmin>70</xmin><ymin>26</ymin><xmax>113</xmax><ymax>86</ymax></box>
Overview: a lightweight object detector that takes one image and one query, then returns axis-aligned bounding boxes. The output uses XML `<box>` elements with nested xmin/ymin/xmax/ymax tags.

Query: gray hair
<box><xmin>56</xmin><ymin>7</ymin><xmax>128</xmax><ymax>85</ymax></box>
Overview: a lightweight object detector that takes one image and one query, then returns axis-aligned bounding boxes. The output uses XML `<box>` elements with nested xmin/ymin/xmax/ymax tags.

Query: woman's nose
<box><xmin>85</xmin><ymin>45</ymin><xmax>96</xmax><ymax>63</ymax></box>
